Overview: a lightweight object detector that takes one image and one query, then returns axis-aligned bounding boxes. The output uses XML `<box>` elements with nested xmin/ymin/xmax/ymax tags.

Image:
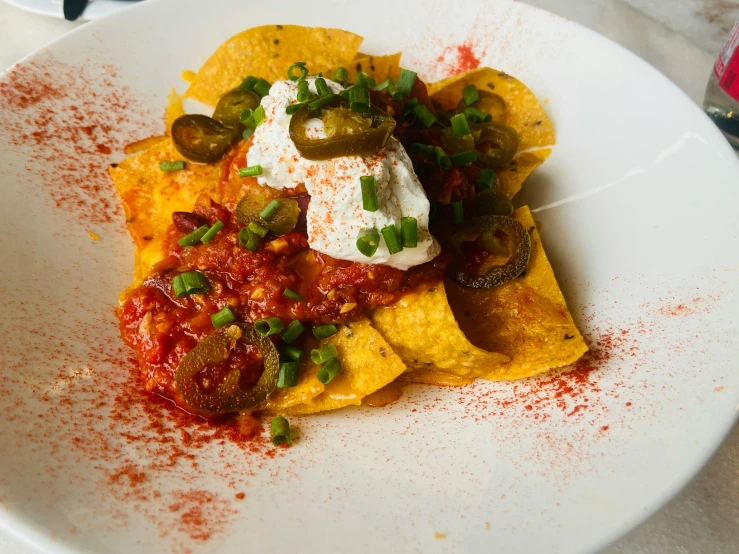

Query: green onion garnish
<box><xmin>297</xmin><ymin>79</ymin><xmax>311</xmax><ymax>103</ymax></box>
<box><xmin>332</xmin><ymin>67</ymin><xmax>349</xmax><ymax>87</ymax></box>
<box><xmin>477</xmin><ymin>168</ymin><xmax>496</xmax><ymax>190</ymax></box>
<box><xmin>410</xmin><ymin>142</ymin><xmax>433</xmax><ymax>156</ymax></box>
<box><xmin>462</xmin><ymin>84</ymin><xmax>480</xmax><ymax>106</ymax></box>
<box><xmin>283</xmin><ymin>288</ymin><xmax>304</xmax><ymax>301</ymax></box>
<box><xmin>381</xmin><ymin>224</ymin><xmax>403</xmax><ymax>255</ymax></box>
<box><xmin>450</xmin><ymin>113</ymin><xmax>471</xmax><ymax>137</ymax></box>
<box><xmin>355</xmin><ymin>71</ymin><xmax>374</xmax><ymax>89</ymax></box>
<box><xmin>452</xmin><ymin>201</ymin><xmax>464</xmax><ymax>224</ymax></box>
<box><xmin>238</xmin><ymin>165</ymin><xmax>263</xmax><ymax>178</ymax></box>
<box><xmin>238</xmin><ymin>76</ymin><xmax>258</xmax><ymax>91</ymax></box>
<box><xmin>178</xmin><ymin>224</ymin><xmax>210</xmax><ymax>247</ymax></box>
<box><xmin>247</xmin><ymin>221</ymin><xmax>268</xmax><ymax>238</ymax></box>
<box><xmin>286</xmin><ymin>102</ymin><xmax>304</xmax><ymax>115</ymax></box>
<box><xmin>254</xmin><ymin>317</ymin><xmax>284</xmax><ymax>337</ymax></box>
<box><xmin>349</xmin><ymin>86</ymin><xmax>370</xmax><ymax>113</ymax></box>
<box><xmin>238</xmin><ymin>227</ymin><xmax>261</xmax><ymax>252</ymax></box>
<box><xmin>253</xmin><ymin>105</ymin><xmax>266</xmax><ymax>125</ymax></box>
<box><xmin>243</xmin><ymin>128</ymin><xmax>254</xmax><ymax>140</ymax></box>
<box><xmin>277</xmin><ymin>362</ymin><xmax>299</xmax><ymax>388</ymax></box>
<box><xmin>307</xmin><ymin>94</ymin><xmax>335</xmax><ymax>110</ymax></box>
<box><xmin>178</xmin><ymin>271</ymin><xmax>210</xmax><ymax>296</ymax></box>
<box><xmin>400</xmin><ymin>217</ymin><xmax>418</xmax><ymax>248</ymax></box>
<box><xmin>253</xmin><ymin>78</ymin><xmax>272</xmax><ymax>97</ymax></box>
<box><xmin>287</xmin><ymin>62</ymin><xmax>309</xmax><ymax>81</ymax></box>
<box><xmin>374</xmin><ymin>78</ymin><xmax>393</xmax><ymax>91</ymax></box>
<box><xmin>281</xmin><ymin>320</ymin><xmax>305</xmax><ymax>344</ymax></box>
<box><xmin>310</xmin><ymin>343</ymin><xmax>338</xmax><ymax>364</ymax></box>
<box><xmin>240</xmin><ymin>109</ymin><xmax>254</xmax><ymax>124</ymax></box>
<box><xmin>200</xmin><ymin>220</ymin><xmax>224</xmax><ymax>244</ymax></box>
<box><xmin>339</xmin><ymin>87</ymin><xmax>352</xmax><ymax>99</ymax></box>
<box><xmin>449</xmin><ymin>150</ymin><xmax>478</xmax><ymax>166</ymax></box>
<box><xmin>356</xmin><ymin>228</ymin><xmax>380</xmax><ymax>257</ymax></box>
<box><xmin>270</xmin><ymin>416</ymin><xmax>291</xmax><ymax>445</ymax></box>
<box><xmin>312</xmin><ymin>324</ymin><xmax>338</xmax><ymax>340</ymax></box>
<box><xmin>434</xmin><ymin>146</ymin><xmax>451</xmax><ymax>170</ymax></box>
<box><xmin>160</xmin><ymin>160</ymin><xmax>185</xmax><ymax>172</ymax></box>
<box><xmin>211</xmin><ymin>305</ymin><xmax>236</xmax><ymax>328</ymax></box>
<box><xmin>360</xmin><ymin>175</ymin><xmax>379</xmax><ymax>212</ymax></box>
<box><xmin>279</xmin><ymin>343</ymin><xmax>303</xmax><ymax>362</ymax></box>
<box><xmin>315</xmin><ymin>77</ymin><xmax>330</xmax><ymax>96</ymax></box>
<box><xmin>259</xmin><ymin>199</ymin><xmax>282</xmax><ymax>221</ymax></box>
<box><xmin>172</xmin><ymin>274</ymin><xmax>186</xmax><ymax>298</ymax></box>
<box><xmin>395</xmin><ymin>68</ymin><xmax>417</xmax><ymax>97</ymax></box>
<box><xmin>243</xmin><ymin>105</ymin><xmax>267</xmax><ymax>131</ymax></box>
<box><xmin>463</xmin><ymin>106</ymin><xmax>491</xmax><ymax>123</ymax></box>
<box><xmin>413</xmin><ymin>104</ymin><xmax>436</xmax><ymax>127</ymax></box>
<box><xmin>317</xmin><ymin>357</ymin><xmax>341</xmax><ymax>385</ymax></box>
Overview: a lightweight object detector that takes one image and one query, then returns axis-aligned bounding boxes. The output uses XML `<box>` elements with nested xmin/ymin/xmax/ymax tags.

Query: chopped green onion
<box><xmin>332</xmin><ymin>67</ymin><xmax>349</xmax><ymax>87</ymax></box>
<box><xmin>360</xmin><ymin>175</ymin><xmax>378</xmax><ymax>212</ymax></box>
<box><xmin>238</xmin><ymin>227</ymin><xmax>261</xmax><ymax>252</ymax></box>
<box><xmin>374</xmin><ymin>78</ymin><xmax>393</xmax><ymax>91</ymax></box>
<box><xmin>247</xmin><ymin>221</ymin><xmax>268</xmax><ymax>237</ymax></box>
<box><xmin>463</xmin><ymin>106</ymin><xmax>492</xmax><ymax>123</ymax></box>
<box><xmin>279</xmin><ymin>343</ymin><xmax>303</xmax><ymax>362</ymax></box>
<box><xmin>287</xmin><ymin>62</ymin><xmax>308</xmax><ymax>81</ymax></box>
<box><xmin>270</xmin><ymin>416</ymin><xmax>291</xmax><ymax>445</ymax></box>
<box><xmin>211</xmin><ymin>305</ymin><xmax>236</xmax><ymax>327</ymax></box>
<box><xmin>259</xmin><ymin>199</ymin><xmax>282</xmax><ymax>221</ymax></box>
<box><xmin>180</xmin><ymin>271</ymin><xmax>210</xmax><ymax>295</ymax></box>
<box><xmin>413</xmin><ymin>104</ymin><xmax>436</xmax><ymax>127</ymax></box>
<box><xmin>339</xmin><ymin>87</ymin><xmax>352</xmax><ymax>99</ymax></box>
<box><xmin>396</xmin><ymin>68</ymin><xmax>417</xmax><ymax>97</ymax></box>
<box><xmin>310</xmin><ymin>343</ymin><xmax>338</xmax><ymax>364</ymax></box>
<box><xmin>239</xmin><ymin>109</ymin><xmax>254</xmax><ymax>124</ymax></box>
<box><xmin>434</xmin><ymin>146</ymin><xmax>451</xmax><ymax>170</ymax></box>
<box><xmin>410</xmin><ymin>142</ymin><xmax>434</xmax><ymax>156</ymax></box>
<box><xmin>450</xmin><ymin>113</ymin><xmax>471</xmax><ymax>137</ymax></box>
<box><xmin>477</xmin><ymin>168</ymin><xmax>497</xmax><ymax>190</ymax></box>
<box><xmin>172</xmin><ymin>274</ymin><xmax>186</xmax><ymax>298</ymax></box>
<box><xmin>159</xmin><ymin>160</ymin><xmax>185</xmax><ymax>172</ymax></box>
<box><xmin>312</xmin><ymin>324</ymin><xmax>338</xmax><ymax>340</ymax></box>
<box><xmin>349</xmin><ymin>86</ymin><xmax>370</xmax><ymax>113</ymax></box>
<box><xmin>281</xmin><ymin>320</ymin><xmax>305</xmax><ymax>344</ymax></box>
<box><xmin>400</xmin><ymin>217</ymin><xmax>418</xmax><ymax>248</ymax></box>
<box><xmin>355</xmin><ymin>71</ymin><xmax>374</xmax><ymax>89</ymax></box>
<box><xmin>178</xmin><ymin>224</ymin><xmax>210</xmax><ymax>247</ymax></box>
<box><xmin>452</xmin><ymin>200</ymin><xmax>464</xmax><ymax>224</ymax></box>
<box><xmin>403</xmin><ymin>97</ymin><xmax>419</xmax><ymax>110</ymax></box>
<box><xmin>317</xmin><ymin>357</ymin><xmax>341</xmax><ymax>385</ymax></box>
<box><xmin>307</xmin><ymin>94</ymin><xmax>335</xmax><ymax>110</ymax></box>
<box><xmin>315</xmin><ymin>77</ymin><xmax>330</xmax><ymax>96</ymax></box>
<box><xmin>283</xmin><ymin>288</ymin><xmax>304</xmax><ymax>301</ymax></box>
<box><xmin>254</xmin><ymin>317</ymin><xmax>284</xmax><ymax>337</ymax></box>
<box><xmin>381</xmin><ymin>224</ymin><xmax>403</xmax><ymax>255</ymax></box>
<box><xmin>253</xmin><ymin>78</ymin><xmax>272</xmax><ymax>97</ymax></box>
<box><xmin>238</xmin><ymin>165</ymin><xmax>263</xmax><ymax>178</ymax></box>
<box><xmin>449</xmin><ymin>150</ymin><xmax>478</xmax><ymax>166</ymax></box>
<box><xmin>243</xmin><ymin>105</ymin><xmax>267</xmax><ymax>130</ymax></box>
<box><xmin>462</xmin><ymin>84</ymin><xmax>480</xmax><ymax>106</ymax></box>
<box><xmin>242</xmin><ymin>128</ymin><xmax>254</xmax><ymax>140</ymax></box>
<box><xmin>200</xmin><ymin>220</ymin><xmax>224</xmax><ymax>244</ymax></box>
<box><xmin>253</xmin><ymin>105</ymin><xmax>266</xmax><ymax>125</ymax></box>
<box><xmin>297</xmin><ymin>79</ymin><xmax>311</xmax><ymax>103</ymax></box>
<box><xmin>277</xmin><ymin>362</ymin><xmax>299</xmax><ymax>388</ymax></box>
<box><xmin>238</xmin><ymin>76</ymin><xmax>258</xmax><ymax>92</ymax></box>
<box><xmin>356</xmin><ymin>228</ymin><xmax>380</xmax><ymax>257</ymax></box>
<box><xmin>286</xmin><ymin>102</ymin><xmax>305</xmax><ymax>115</ymax></box>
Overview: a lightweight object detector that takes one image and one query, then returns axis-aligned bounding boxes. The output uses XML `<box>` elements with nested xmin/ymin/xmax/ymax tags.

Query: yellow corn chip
<box><xmin>369</xmin><ymin>283</ymin><xmax>509</xmax><ymax>376</ymax></box>
<box><xmin>446</xmin><ymin>206</ymin><xmax>587</xmax><ymax>380</ymax></box>
<box><xmin>185</xmin><ymin>25</ymin><xmax>364</xmax><ymax>106</ymax></box>
<box><xmin>428</xmin><ymin>68</ymin><xmax>554</xmax><ymax>151</ymax></box>
<box><xmin>327</xmin><ymin>52</ymin><xmax>402</xmax><ymax>84</ymax></box>
<box><xmin>497</xmin><ymin>148</ymin><xmax>550</xmax><ymax>198</ymax></box>
<box><xmin>395</xmin><ymin>369</ymin><xmax>474</xmax><ymax>387</ymax></box>
<box><xmin>164</xmin><ymin>88</ymin><xmax>185</xmax><ymax>136</ymax></box>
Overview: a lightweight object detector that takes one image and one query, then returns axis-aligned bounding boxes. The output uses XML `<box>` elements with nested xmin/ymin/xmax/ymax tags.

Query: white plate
<box><xmin>1</xmin><ymin>0</ymin><xmax>738</xmax><ymax>552</ymax></box>
<box><xmin>4</xmin><ymin>0</ymin><xmax>140</xmax><ymax>21</ymax></box>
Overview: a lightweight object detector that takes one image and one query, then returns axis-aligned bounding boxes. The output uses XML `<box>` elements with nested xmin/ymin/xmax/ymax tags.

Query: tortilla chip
<box><xmin>124</xmin><ymin>135</ymin><xmax>168</xmax><ymax>156</ymax></box>
<box><xmin>164</xmin><ymin>88</ymin><xmax>185</xmax><ymax>136</ymax></box>
<box><xmin>446</xmin><ymin>206</ymin><xmax>587</xmax><ymax>380</ymax></box>
<box><xmin>428</xmin><ymin>68</ymin><xmax>554</xmax><ymax>151</ymax></box>
<box><xmin>395</xmin><ymin>369</ymin><xmax>474</xmax><ymax>387</ymax></box>
<box><xmin>328</xmin><ymin>52</ymin><xmax>402</xmax><ymax>84</ymax></box>
<box><xmin>259</xmin><ymin>354</ymin><xmax>325</xmax><ymax>413</ymax></box>
<box><xmin>109</xmin><ymin>138</ymin><xmax>223</xmax><ymax>283</ymax></box>
<box><xmin>265</xmin><ymin>319</ymin><xmax>406</xmax><ymax>415</ymax></box>
<box><xmin>369</xmin><ymin>283</ymin><xmax>509</xmax><ymax>376</ymax></box>
<box><xmin>497</xmin><ymin>148</ymin><xmax>550</xmax><ymax>198</ymax></box>
<box><xmin>186</xmin><ymin>25</ymin><xmax>363</xmax><ymax>106</ymax></box>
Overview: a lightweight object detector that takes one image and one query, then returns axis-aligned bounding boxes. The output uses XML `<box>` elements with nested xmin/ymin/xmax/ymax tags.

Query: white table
<box><xmin>0</xmin><ymin>1</ymin><xmax>736</xmax><ymax>553</ymax></box>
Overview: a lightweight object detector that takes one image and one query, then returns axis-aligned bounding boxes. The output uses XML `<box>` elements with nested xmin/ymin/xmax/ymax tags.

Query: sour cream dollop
<box><xmin>247</xmin><ymin>78</ymin><xmax>440</xmax><ymax>270</ymax></box>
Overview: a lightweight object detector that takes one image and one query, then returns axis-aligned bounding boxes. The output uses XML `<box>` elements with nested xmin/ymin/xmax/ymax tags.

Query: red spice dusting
<box><xmin>234</xmin><ymin>492</ymin><xmax>245</xmax><ymax>500</ymax></box>
<box><xmin>436</xmin><ymin>40</ymin><xmax>483</xmax><ymax>76</ymax></box>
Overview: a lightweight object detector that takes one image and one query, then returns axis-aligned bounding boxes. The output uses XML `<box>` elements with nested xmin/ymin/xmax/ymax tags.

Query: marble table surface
<box><xmin>0</xmin><ymin>0</ymin><xmax>737</xmax><ymax>553</ymax></box>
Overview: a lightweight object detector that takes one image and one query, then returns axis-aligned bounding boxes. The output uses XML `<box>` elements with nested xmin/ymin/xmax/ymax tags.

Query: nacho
<box><xmin>328</xmin><ymin>52</ymin><xmax>402</xmax><ymax>84</ymax></box>
<box><xmin>497</xmin><ymin>148</ymin><xmax>550</xmax><ymax>198</ymax></box>
<box><xmin>185</xmin><ymin>25</ymin><xmax>363</xmax><ymax>106</ymax></box>
<box><xmin>164</xmin><ymin>88</ymin><xmax>185</xmax><ymax>136</ymax></box>
<box><xmin>446</xmin><ymin>206</ymin><xmax>587</xmax><ymax>380</ymax></box>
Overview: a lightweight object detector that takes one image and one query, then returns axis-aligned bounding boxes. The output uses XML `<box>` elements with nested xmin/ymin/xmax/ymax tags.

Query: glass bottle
<box><xmin>704</xmin><ymin>18</ymin><xmax>739</xmax><ymax>148</ymax></box>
